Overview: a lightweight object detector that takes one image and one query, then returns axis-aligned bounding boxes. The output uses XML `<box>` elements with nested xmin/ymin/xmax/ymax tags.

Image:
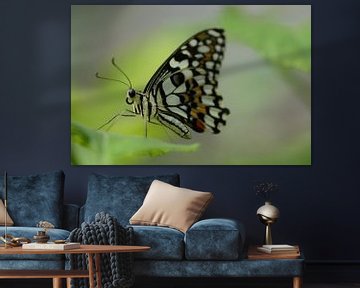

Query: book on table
<box><xmin>256</xmin><ymin>244</ymin><xmax>299</xmax><ymax>254</ymax></box>
<box><xmin>22</xmin><ymin>242</ymin><xmax>81</xmax><ymax>250</ymax></box>
<box><xmin>248</xmin><ymin>245</ymin><xmax>300</xmax><ymax>260</ymax></box>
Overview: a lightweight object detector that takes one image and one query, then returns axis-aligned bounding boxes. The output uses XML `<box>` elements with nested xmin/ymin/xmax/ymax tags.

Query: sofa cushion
<box><xmin>130</xmin><ymin>180</ymin><xmax>213</xmax><ymax>233</ymax></box>
<box><xmin>184</xmin><ymin>218</ymin><xmax>245</xmax><ymax>260</ymax></box>
<box><xmin>130</xmin><ymin>225</ymin><xmax>184</xmax><ymax>260</ymax></box>
<box><xmin>0</xmin><ymin>227</ymin><xmax>70</xmax><ymax>261</ymax></box>
<box><xmin>0</xmin><ymin>171</ymin><xmax>64</xmax><ymax>227</ymax></box>
<box><xmin>0</xmin><ymin>199</ymin><xmax>14</xmax><ymax>226</ymax></box>
<box><xmin>84</xmin><ymin>174</ymin><xmax>180</xmax><ymax>225</ymax></box>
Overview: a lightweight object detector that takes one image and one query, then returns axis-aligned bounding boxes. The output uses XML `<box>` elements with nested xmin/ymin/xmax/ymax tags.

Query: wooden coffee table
<box><xmin>0</xmin><ymin>244</ymin><xmax>150</xmax><ymax>288</ymax></box>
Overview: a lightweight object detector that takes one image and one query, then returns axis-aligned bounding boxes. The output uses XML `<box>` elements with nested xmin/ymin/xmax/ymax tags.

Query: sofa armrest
<box><xmin>184</xmin><ymin>218</ymin><xmax>245</xmax><ymax>260</ymax></box>
<box><xmin>79</xmin><ymin>205</ymin><xmax>85</xmax><ymax>224</ymax></box>
<box><xmin>63</xmin><ymin>204</ymin><xmax>80</xmax><ymax>231</ymax></box>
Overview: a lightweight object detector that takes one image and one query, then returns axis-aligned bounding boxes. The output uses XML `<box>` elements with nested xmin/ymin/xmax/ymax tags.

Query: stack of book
<box><xmin>22</xmin><ymin>242</ymin><xmax>80</xmax><ymax>250</ymax></box>
<box><xmin>257</xmin><ymin>244</ymin><xmax>299</xmax><ymax>254</ymax></box>
<box><xmin>248</xmin><ymin>244</ymin><xmax>300</xmax><ymax>259</ymax></box>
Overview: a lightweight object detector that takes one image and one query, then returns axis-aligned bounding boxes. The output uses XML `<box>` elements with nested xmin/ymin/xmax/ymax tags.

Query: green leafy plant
<box><xmin>71</xmin><ymin>122</ymin><xmax>199</xmax><ymax>165</ymax></box>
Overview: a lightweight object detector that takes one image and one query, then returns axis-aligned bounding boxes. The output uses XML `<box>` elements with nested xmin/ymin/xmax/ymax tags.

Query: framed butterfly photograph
<box><xmin>71</xmin><ymin>5</ymin><xmax>311</xmax><ymax>165</ymax></box>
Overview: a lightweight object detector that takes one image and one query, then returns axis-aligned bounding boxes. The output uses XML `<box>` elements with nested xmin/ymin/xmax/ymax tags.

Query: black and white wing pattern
<box><xmin>142</xmin><ymin>28</ymin><xmax>230</xmax><ymax>139</ymax></box>
<box><xmin>104</xmin><ymin>28</ymin><xmax>230</xmax><ymax>139</ymax></box>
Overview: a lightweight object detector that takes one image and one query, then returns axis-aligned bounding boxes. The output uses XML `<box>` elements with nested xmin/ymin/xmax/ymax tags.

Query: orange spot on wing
<box><xmin>195</xmin><ymin>119</ymin><xmax>206</xmax><ymax>132</ymax></box>
<box><xmin>196</xmin><ymin>32</ymin><xmax>209</xmax><ymax>41</ymax></box>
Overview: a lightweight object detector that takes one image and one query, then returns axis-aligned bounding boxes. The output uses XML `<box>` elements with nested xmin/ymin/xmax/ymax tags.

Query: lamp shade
<box><xmin>256</xmin><ymin>201</ymin><xmax>280</xmax><ymax>221</ymax></box>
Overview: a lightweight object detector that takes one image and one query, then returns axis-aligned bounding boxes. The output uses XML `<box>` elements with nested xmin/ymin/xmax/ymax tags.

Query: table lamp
<box><xmin>256</xmin><ymin>201</ymin><xmax>280</xmax><ymax>245</ymax></box>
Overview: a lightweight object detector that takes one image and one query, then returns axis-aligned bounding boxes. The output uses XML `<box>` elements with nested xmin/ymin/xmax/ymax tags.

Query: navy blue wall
<box><xmin>0</xmin><ymin>0</ymin><xmax>359</xmax><ymax>264</ymax></box>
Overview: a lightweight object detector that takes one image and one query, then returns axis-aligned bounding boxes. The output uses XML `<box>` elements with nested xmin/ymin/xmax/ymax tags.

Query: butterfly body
<box><xmin>100</xmin><ymin>28</ymin><xmax>230</xmax><ymax>139</ymax></box>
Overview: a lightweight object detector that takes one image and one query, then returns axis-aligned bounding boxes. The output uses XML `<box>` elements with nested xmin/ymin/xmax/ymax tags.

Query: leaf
<box><xmin>71</xmin><ymin>122</ymin><xmax>199</xmax><ymax>165</ymax></box>
<box><xmin>220</xmin><ymin>7</ymin><xmax>311</xmax><ymax>72</ymax></box>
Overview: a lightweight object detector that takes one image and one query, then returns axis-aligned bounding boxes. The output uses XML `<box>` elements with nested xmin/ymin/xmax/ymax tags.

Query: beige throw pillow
<box><xmin>130</xmin><ymin>180</ymin><xmax>213</xmax><ymax>233</ymax></box>
<box><xmin>0</xmin><ymin>199</ymin><xmax>14</xmax><ymax>226</ymax></box>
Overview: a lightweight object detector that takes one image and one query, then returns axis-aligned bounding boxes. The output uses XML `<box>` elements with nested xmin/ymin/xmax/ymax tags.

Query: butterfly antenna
<box><xmin>95</xmin><ymin>72</ymin><xmax>130</xmax><ymax>88</ymax></box>
<box><xmin>111</xmin><ymin>57</ymin><xmax>133</xmax><ymax>88</ymax></box>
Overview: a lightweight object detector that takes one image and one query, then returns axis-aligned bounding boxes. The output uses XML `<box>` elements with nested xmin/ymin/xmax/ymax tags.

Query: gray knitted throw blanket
<box><xmin>68</xmin><ymin>212</ymin><xmax>134</xmax><ymax>288</ymax></box>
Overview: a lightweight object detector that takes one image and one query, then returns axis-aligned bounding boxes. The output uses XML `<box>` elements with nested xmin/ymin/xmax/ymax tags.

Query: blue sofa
<box><xmin>81</xmin><ymin>173</ymin><xmax>304</xmax><ymax>283</ymax></box>
<box><xmin>0</xmin><ymin>171</ymin><xmax>304</xmax><ymax>287</ymax></box>
<box><xmin>0</xmin><ymin>171</ymin><xmax>79</xmax><ymax>270</ymax></box>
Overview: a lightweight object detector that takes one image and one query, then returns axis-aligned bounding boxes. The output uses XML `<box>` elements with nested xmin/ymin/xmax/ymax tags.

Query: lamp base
<box><xmin>265</xmin><ymin>223</ymin><xmax>272</xmax><ymax>245</ymax></box>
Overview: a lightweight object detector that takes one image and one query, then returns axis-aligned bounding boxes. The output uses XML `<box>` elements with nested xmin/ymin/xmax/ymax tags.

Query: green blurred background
<box><xmin>71</xmin><ymin>5</ymin><xmax>311</xmax><ymax>165</ymax></box>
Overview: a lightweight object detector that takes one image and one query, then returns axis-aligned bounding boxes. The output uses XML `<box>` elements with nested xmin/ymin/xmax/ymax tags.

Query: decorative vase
<box><xmin>256</xmin><ymin>201</ymin><xmax>280</xmax><ymax>245</ymax></box>
<box><xmin>33</xmin><ymin>231</ymin><xmax>50</xmax><ymax>243</ymax></box>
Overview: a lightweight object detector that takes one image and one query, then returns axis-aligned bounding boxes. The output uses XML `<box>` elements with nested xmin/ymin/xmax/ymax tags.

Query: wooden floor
<box><xmin>1</xmin><ymin>279</ymin><xmax>360</xmax><ymax>288</ymax></box>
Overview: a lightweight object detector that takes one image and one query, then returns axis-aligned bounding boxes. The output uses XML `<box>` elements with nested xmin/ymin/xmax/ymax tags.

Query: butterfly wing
<box><xmin>144</xmin><ymin>28</ymin><xmax>230</xmax><ymax>139</ymax></box>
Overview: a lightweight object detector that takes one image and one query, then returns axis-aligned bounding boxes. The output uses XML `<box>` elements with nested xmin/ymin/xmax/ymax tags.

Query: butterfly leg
<box><xmin>122</xmin><ymin>109</ymin><xmax>137</xmax><ymax>117</ymax></box>
<box><xmin>97</xmin><ymin>113</ymin><xmax>121</xmax><ymax>130</ymax></box>
<box><xmin>98</xmin><ymin>110</ymin><xmax>137</xmax><ymax>131</ymax></box>
<box><xmin>144</xmin><ymin>116</ymin><xmax>148</xmax><ymax>138</ymax></box>
<box><xmin>143</xmin><ymin>102</ymin><xmax>150</xmax><ymax>138</ymax></box>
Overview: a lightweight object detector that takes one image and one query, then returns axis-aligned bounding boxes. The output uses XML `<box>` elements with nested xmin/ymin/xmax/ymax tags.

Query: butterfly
<box><xmin>96</xmin><ymin>28</ymin><xmax>230</xmax><ymax>139</ymax></box>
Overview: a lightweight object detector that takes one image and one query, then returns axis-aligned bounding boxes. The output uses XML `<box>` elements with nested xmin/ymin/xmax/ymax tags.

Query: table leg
<box><xmin>52</xmin><ymin>278</ymin><xmax>62</xmax><ymax>288</ymax></box>
<box><xmin>293</xmin><ymin>276</ymin><xmax>302</xmax><ymax>288</ymax></box>
<box><xmin>88</xmin><ymin>253</ymin><xmax>95</xmax><ymax>288</ymax></box>
<box><xmin>66</xmin><ymin>277</ymin><xmax>72</xmax><ymax>288</ymax></box>
<box><xmin>95</xmin><ymin>253</ymin><xmax>102</xmax><ymax>288</ymax></box>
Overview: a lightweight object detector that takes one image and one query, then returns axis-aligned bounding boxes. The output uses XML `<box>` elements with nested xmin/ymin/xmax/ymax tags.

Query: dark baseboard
<box><xmin>304</xmin><ymin>261</ymin><xmax>360</xmax><ymax>282</ymax></box>
<box><xmin>136</xmin><ymin>262</ymin><xmax>360</xmax><ymax>287</ymax></box>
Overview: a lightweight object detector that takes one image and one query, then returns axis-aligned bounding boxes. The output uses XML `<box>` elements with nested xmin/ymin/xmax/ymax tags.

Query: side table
<box><xmin>0</xmin><ymin>244</ymin><xmax>150</xmax><ymax>288</ymax></box>
<box><xmin>247</xmin><ymin>245</ymin><xmax>303</xmax><ymax>288</ymax></box>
